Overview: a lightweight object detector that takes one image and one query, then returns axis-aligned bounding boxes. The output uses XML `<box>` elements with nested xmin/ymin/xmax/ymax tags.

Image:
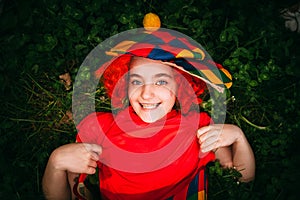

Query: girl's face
<box><xmin>128</xmin><ymin>57</ymin><xmax>178</xmax><ymax>123</ymax></box>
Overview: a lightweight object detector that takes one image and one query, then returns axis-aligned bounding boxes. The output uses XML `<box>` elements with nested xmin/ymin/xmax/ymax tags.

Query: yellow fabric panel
<box><xmin>198</xmin><ymin>190</ymin><xmax>205</xmax><ymax>200</ymax></box>
<box><xmin>201</xmin><ymin>70</ymin><xmax>223</xmax><ymax>85</ymax></box>
<box><xmin>220</xmin><ymin>68</ymin><xmax>233</xmax><ymax>88</ymax></box>
<box><xmin>176</xmin><ymin>49</ymin><xmax>194</xmax><ymax>58</ymax></box>
<box><xmin>113</xmin><ymin>40</ymin><xmax>136</xmax><ymax>51</ymax></box>
<box><xmin>220</xmin><ymin>68</ymin><xmax>232</xmax><ymax>80</ymax></box>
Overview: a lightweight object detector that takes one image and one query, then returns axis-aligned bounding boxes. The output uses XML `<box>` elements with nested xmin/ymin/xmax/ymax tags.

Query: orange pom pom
<box><xmin>143</xmin><ymin>12</ymin><xmax>161</xmax><ymax>31</ymax></box>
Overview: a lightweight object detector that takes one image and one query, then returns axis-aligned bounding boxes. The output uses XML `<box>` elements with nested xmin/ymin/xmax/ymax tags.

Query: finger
<box><xmin>201</xmin><ymin>142</ymin><xmax>217</xmax><ymax>153</ymax></box>
<box><xmin>198</xmin><ymin>129</ymin><xmax>220</xmax><ymax>144</ymax></box>
<box><xmin>81</xmin><ymin>160</ymin><xmax>97</xmax><ymax>174</ymax></box>
<box><xmin>85</xmin><ymin>166</ymin><xmax>97</xmax><ymax>175</ymax></box>
<box><xmin>89</xmin><ymin>151</ymin><xmax>101</xmax><ymax>161</ymax></box>
<box><xmin>88</xmin><ymin>160</ymin><xmax>98</xmax><ymax>168</ymax></box>
<box><xmin>197</xmin><ymin>125</ymin><xmax>222</xmax><ymax>138</ymax></box>
<box><xmin>201</xmin><ymin>134</ymin><xmax>219</xmax><ymax>147</ymax></box>
<box><xmin>89</xmin><ymin>144</ymin><xmax>102</xmax><ymax>155</ymax></box>
<box><xmin>200</xmin><ymin>134</ymin><xmax>220</xmax><ymax>152</ymax></box>
<box><xmin>83</xmin><ymin>143</ymin><xmax>102</xmax><ymax>157</ymax></box>
<box><xmin>197</xmin><ymin>126</ymin><xmax>212</xmax><ymax>138</ymax></box>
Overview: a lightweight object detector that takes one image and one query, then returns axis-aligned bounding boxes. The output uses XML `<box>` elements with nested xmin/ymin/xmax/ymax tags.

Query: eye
<box><xmin>131</xmin><ymin>80</ymin><xmax>143</xmax><ymax>85</ymax></box>
<box><xmin>155</xmin><ymin>80</ymin><xmax>168</xmax><ymax>85</ymax></box>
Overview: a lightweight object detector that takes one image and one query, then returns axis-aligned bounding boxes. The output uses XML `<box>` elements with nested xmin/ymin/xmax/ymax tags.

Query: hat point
<box><xmin>143</xmin><ymin>12</ymin><xmax>161</xmax><ymax>31</ymax></box>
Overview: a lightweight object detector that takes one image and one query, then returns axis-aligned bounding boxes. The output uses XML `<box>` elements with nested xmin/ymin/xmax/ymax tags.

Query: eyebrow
<box><xmin>129</xmin><ymin>73</ymin><xmax>173</xmax><ymax>79</ymax></box>
<box><xmin>155</xmin><ymin>73</ymin><xmax>173</xmax><ymax>79</ymax></box>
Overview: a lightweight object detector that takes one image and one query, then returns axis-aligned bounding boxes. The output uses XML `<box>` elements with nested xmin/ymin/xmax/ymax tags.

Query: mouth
<box><xmin>140</xmin><ymin>103</ymin><xmax>161</xmax><ymax>110</ymax></box>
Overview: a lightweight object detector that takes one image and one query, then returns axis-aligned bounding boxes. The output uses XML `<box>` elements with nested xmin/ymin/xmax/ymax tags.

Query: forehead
<box><xmin>129</xmin><ymin>57</ymin><xmax>174</xmax><ymax>76</ymax></box>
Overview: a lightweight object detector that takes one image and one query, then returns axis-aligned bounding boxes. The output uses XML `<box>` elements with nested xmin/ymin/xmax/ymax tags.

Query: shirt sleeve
<box><xmin>76</xmin><ymin>112</ymin><xmax>114</xmax><ymax>144</ymax></box>
<box><xmin>198</xmin><ymin>112</ymin><xmax>212</xmax><ymax>128</ymax></box>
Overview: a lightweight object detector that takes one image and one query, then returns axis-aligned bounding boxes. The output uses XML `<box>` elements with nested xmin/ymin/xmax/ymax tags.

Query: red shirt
<box><xmin>76</xmin><ymin>107</ymin><xmax>215</xmax><ymax>199</ymax></box>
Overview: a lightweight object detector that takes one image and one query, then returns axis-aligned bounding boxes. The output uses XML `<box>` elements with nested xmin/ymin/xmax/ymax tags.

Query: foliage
<box><xmin>1</xmin><ymin>0</ymin><xmax>300</xmax><ymax>199</ymax></box>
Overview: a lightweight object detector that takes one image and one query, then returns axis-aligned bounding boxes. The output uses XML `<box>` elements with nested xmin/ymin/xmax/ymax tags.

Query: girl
<box><xmin>42</xmin><ymin>29</ymin><xmax>255</xmax><ymax>200</ymax></box>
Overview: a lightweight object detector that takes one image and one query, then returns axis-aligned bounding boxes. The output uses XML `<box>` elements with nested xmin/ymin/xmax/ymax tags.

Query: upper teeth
<box><xmin>142</xmin><ymin>104</ymin><xmax>158</xmax><ymax>109</ymax></box>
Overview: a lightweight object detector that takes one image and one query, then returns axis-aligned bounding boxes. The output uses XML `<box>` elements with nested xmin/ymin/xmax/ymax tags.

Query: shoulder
<box><xmin>184</xmin><ymin>111</ymin><xmax>211</xmax><ymax>127</ymax></box>
<box><xmin>77</xmin><ymin>112</ymin><xmax>113</xmax><ymax>128</ymax></box>
<box><xmin>76</xmin><ymin>112</ymin><xmax>114</xmax><ymax>139</ymax></box>
<box><xmin>76</xmin><ymin>111</ymin><xmax>115</xmax><ymax>143</ymax></box>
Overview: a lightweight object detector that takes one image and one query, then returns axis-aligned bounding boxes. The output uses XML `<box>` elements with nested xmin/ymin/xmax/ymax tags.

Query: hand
<box><xmin>197</xmin><ymin>124</ymin><xmax>243</xmax><ymax>153</ymax></box>
<box><xmin>49</xmin><ymin>143</ymin><xmax>102</xmax><ymax>174</ymax></box>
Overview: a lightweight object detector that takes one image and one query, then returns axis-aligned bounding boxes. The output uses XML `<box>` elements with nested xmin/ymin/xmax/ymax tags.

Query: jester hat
<box><xmin>104</xmin><ymin>28</ymin><xmax>232</xmax><ymax>93</ymax></box>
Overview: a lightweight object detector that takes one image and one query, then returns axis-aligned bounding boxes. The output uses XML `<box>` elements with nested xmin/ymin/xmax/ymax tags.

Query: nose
<box><xmin>141</xmin><ymin>84</ymin><xmax>154</xmax><ymax>99</ymax></box>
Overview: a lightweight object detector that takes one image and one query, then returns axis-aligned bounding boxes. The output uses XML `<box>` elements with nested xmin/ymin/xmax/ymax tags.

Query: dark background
<box><xmin>1</xmin><ymin>0</ymin><xmax>300</xmax><ymax>199</ymax></box>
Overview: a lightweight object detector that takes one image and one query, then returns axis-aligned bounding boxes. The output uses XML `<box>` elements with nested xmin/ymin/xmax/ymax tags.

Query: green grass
<box><xmin>1</xmin><ymin>0</ymin><xmax>299</xmax><ymax>199</ymax></box>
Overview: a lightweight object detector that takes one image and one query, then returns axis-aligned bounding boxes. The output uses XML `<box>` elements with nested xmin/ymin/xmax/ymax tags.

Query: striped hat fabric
<box><xmin>105</xmin><ymin>28</ymin><xmax>232</xmax><ymax>92</ymax></box>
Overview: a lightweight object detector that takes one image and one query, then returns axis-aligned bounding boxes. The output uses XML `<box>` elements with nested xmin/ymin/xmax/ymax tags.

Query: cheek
<box><xmin>164</xmin><ymin>92</ymin><xmax>176</xmax><ymax>112</ymax></box>
<box><xmin>128</xmin><ymin>86</ymin><xmax>139</xmax><ymax>103</ymax></box>
<box><xmin>163</xmin><ymin>84</ymin><xmax>177</xmax><ymax>98</ymax></box>
<box><xmin>159</xmin><ymin>88</ymin><xmax>176</xmax><ymax>102</ymax></box>
<box><xmin>127</xmin><ymin>87</ymin><xmax>133</xmax><ymax>98</ymax></box>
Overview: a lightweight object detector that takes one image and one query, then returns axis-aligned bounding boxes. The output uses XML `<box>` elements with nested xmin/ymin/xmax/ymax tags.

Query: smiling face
<box><xmin>128</xmin><ymin>57</ymin><xmax>178</xmax><ymax>123</ymax></box>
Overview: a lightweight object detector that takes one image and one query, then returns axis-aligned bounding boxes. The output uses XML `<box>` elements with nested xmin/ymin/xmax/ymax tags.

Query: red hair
<box><xmin>174</xmin><ymin>70</ymin><xmax>207</xmax><ymax>113</ymax></box>
<box><xmin>100</xmin><ymin>55</ymin><xmax>207</xmax><ymax>113</ymax></box>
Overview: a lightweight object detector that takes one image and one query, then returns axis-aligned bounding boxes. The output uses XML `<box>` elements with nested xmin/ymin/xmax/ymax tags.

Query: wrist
<box><xmin>231</xmin><ymin>125</ymin><xmax>245</xmax><ymax>145</ymax></box>
<box><xmin>49</xmin><ymin>148</ymin><xmax>67</xmax><ymax>172</ymax></box>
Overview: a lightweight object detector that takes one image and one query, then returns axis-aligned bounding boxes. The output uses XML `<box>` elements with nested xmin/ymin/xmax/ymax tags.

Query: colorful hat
<box><xmin>104</xmin><ymin>21</ymin><xmax>232</xmax><ymax>92</ymax></box>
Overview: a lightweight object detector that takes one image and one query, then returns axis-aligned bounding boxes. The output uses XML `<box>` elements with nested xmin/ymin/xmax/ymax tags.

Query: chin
<box><xmin>140</xmin><ymin>115</ymin><xmax>160</xmax><ymax>123</ymax></box>
<box><xmin>140</xmin><ymin>112</ymin><xmax>165</xmax><ymax>123</ymax></box>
